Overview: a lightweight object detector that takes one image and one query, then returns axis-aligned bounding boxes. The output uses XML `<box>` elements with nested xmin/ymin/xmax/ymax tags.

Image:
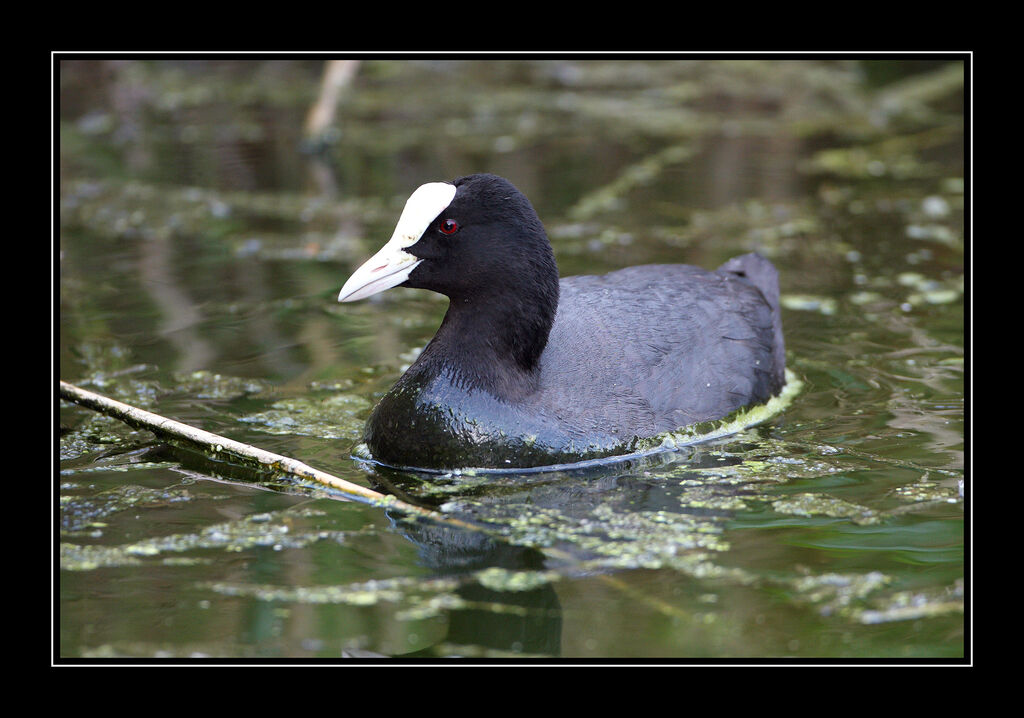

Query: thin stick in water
<box><xmin>58</xmin><ymin>380</ymin><xmax>446</xmax><ymax>521</ymax></box>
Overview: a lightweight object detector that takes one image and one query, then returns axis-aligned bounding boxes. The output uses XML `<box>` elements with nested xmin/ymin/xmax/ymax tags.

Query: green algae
<box><xmin>171</xmin><ymin>370</ymin><xmax>270</xmax><ymax>400</ymax></box>
<box><xmin>897</xmin><ymin>271</ymin><xmax>964</xmax><ymax>307</ymax></box>
<box><xmin>474</xmin><ymin>566</ymin><xmax>559</xmax><ymax>592</ymax></box>
<box><xmin>59</xmin><ymin>421</ymin><xmax>156</xmax><ymax>462</ymax></box>
<box><xmin>199</xmin><ymin>574</ymin><xmax>471</xmax><ymax>624</ymax></box>
<box><xmin>782</xmin><ymin>571</ymin><xmax>964</xmax><ymax>625</ymax></box>
<box><xmin>60</xmin><ymin>483</ymin><xmax>207</xmax><ymax>535</ymax></box>
<box><xmin>781</xmin><ymin>294</ymin><xmax>839</xmax><ymax>316</ymax></box>
<box><xmin>567</xmin><ymin>143</ymin><xmax>696</xmax><ymax>221</ymax></box>
<box><xmin>673</xmin><ymin>485</ymin><xmax>752</xmax><ymax>512</ymax></box>
<box><xmin>60</xmin><ymin>506</ymin><xmax>352</xmax><ymax>571</ymax></box>
<box><xmin>200</xmin><ymin>575</ymin><xmax>459</xmax><ymax>607</ymax></box>
<box><xmin>803</xmin><ymin>125</ymin><xmax>962</xmax><ymax>181</ymax></box>
<box><xmin>60</xmin><ymin>348</ymin><xmax>165</xmax><ymax>459</ymax></box>
<box><xmin>239</xmin><ymin>391</ymin><xmax>370</xmax><ymax>440</ymax></box>
<box><xmin>771</xmin><ymin>492</ymin><xmax>882</xmax><ymax>525</ymax></box>
<box><xmin>788</xmin><ymin>570</ymin><xmax>892</xmax><ymax>617</ymax></box>
<box><xmin>431</xmin><ymin>479</ymin><xmax>741</xmax><ymax>580</ymax></box>
<box><xmin>891</xmin><ymin>478</ymin><xmax>961</xmax><ymax>503</ymax></box>
<box><xmin>404</xmin><ymin>432</ymin><xmax>963</xmax><ymax>619</ymax></box>
<box><xmin>853</xmin><ymin>578</ymin><xmax>964</xmax><ymax>624</ymax></box>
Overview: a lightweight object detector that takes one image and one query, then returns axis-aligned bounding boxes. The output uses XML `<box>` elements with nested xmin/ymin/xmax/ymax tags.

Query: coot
<box><xmin>339</xmin><ymin>173</ymin><xmax>785</xmax><ymax>470</ymax></box>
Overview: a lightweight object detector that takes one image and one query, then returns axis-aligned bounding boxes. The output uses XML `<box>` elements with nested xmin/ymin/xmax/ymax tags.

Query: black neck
<box><xmin>410</xmin><ymin>277</ymin><xmax>559</xmax><ymax>401</ymax></box>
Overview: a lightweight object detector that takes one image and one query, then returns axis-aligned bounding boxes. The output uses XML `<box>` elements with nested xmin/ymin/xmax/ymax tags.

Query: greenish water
<box><xmin>57</xmin><ymin>58</ymin><xmax>966</xmax><ymax>662</ymax></box>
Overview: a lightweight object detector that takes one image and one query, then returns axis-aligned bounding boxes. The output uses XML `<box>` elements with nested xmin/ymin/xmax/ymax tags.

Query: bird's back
<box><xmin>531</xmin><ymin>254</ymin><xmax>785</xmax><ymax>441</ymax></box>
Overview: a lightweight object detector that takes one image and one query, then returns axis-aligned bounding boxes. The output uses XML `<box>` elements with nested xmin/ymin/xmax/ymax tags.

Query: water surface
<box><xmin>57</xmin><ymin>58</ymin><xmax>966</xmax><ymax>661</ymax></box>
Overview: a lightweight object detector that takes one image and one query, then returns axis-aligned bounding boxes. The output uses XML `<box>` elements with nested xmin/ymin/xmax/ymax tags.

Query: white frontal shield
<box><xmin>338</xmin><ymin>182</ymin><xmax>457</xmax><ymax>302</ymax></box>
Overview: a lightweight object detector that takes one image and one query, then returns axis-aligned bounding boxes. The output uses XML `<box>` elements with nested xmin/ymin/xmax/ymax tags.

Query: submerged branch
<box><xmin>58</xmin><ymin>380</ymin><xmax>452</xmax><ymax>523</ymax></box>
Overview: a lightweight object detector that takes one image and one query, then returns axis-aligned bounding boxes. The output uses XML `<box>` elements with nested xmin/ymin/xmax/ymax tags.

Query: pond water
<box><xmin>57</xmin><ymin>58</ymin><xmax>967</xmax><ymax>662</ymax></box>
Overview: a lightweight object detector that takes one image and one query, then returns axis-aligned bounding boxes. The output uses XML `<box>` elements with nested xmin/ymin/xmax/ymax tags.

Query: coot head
<box><xmin>340</xmin><ymin>173</ymin><xmax>560</xmax><ymax>377</ymax></box>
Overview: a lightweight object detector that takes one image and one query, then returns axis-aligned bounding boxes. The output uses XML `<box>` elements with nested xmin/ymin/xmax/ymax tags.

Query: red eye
<box><xmin>439</xmin><ymin>218</ymin><xmax>459</xmax><ymax>235</ymax></box>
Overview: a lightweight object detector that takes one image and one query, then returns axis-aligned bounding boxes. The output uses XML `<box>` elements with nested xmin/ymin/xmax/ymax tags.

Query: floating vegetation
<box><xmin>59</xmin><ymin>417</ymin><xmax>155</xmax><ymax>461</ymax></box>
<box><xmin>897</xmin><ymin>271</ymin><xmax>964</xmax><ymax>306</ymax></box>
<box><xmin>891</xmin><ymin>478</ymin><xmax>961</xmax><ymax>503</ymax></box>
<box><xmin>239</xmin><ymin>391</ymin><xmax>370</xmax><ymax>440</ymax></box>
<box><xmin>802</xmin><ymin>126</ymin><xmax>962</xmax><ymax>181</ymax></box>
<box><xmin>59</xmin><ymin>177</ymin><xmax>388</xmax><ymax>263</ymax></box>
<box><xmin>171</xmin><ymin>370</ymin><xmax>270</xmax><ymax>400</ymax></box>
<box><xmin>201</xmin><ymin>575</ymin><xmax>461</xmax><ymax>608</ymax></box>
<box><xmin>60</xmin><ymin>483</ymin><xmax>205</xmax><ymax>535</ymax></box>
<box><xmin>853</xmin><ymin>578</ymin><xmax>964</xmax><ymax>624</ymax></box>
<box><xmin>474</xmin><ymin>566</ymin><xmax>560</xmax><ymax>592</ymax></box>
<box><xmin>781</xmin><ymin>294</ymin><xmax>839</xmax><ymax>315</ymax></box>
<box><xmin>60</xmin><ymin>506</ymin><xmax>349</xmax><ymax>571</ymax></box>
<box><xmin>567</xmin><ymin>143</ymin><xmax>696</xmax><ymax>221</ymax></box>
<box><xmin>789</xmin><ymin>570</ymin><xmax>891</xmax><ymax>617</ymax></box>
<box><xmin>771</xmin><ymin>492</ymin><xmax>882</xmax><ymax>525</ymax></box>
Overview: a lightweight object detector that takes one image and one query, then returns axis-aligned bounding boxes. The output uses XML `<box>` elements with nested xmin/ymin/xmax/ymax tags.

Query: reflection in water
<box><xmin>137</xmin><ymin>226</ymin><xmax>215</xmax><ymax>371</ymax></box>
<box><xmin>368</xmin><ymin>445</ymin><xmax>768</xmax><ymax>657</ymax></box>
<box><xmin>390</xmin><ymin>516</ymin><xmax>562</xmax><ymax>657</ymax></box>
<box><xmin>304</xmin><ymin>60</ymin><xmax>361</xmax><ymax>148</ymax></box>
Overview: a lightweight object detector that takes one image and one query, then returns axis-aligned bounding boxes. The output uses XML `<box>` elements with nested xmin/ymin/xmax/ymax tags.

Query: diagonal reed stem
<box><xmin>58</xmin><ymin>380</ymin><xmax>459</xmax><ymax>524</ymax></box>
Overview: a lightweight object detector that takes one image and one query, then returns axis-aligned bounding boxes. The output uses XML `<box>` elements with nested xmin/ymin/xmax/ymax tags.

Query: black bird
<box><xmin>339</xmin><ymin>173</ymin><xmax>786</xmax><ymax>470</ymax></box>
